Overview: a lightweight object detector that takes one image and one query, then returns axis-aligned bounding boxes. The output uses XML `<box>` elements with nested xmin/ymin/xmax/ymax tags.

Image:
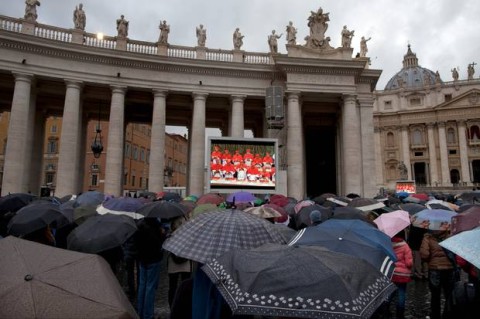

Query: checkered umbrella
<box><xmin>162</xmin><ymin>208</ymin><xmax>286</xmax><ymax>263</ymax></box>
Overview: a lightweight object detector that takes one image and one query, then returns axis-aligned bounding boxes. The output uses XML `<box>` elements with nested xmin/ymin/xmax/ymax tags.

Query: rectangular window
<box><xmin>45</xmin><ymin>173</ymin><xmax>54</xmax><ymax>184</ymax></box>
<box><xmin>91</xmin><ymin>174</ymin><xmax>98</xmax><ymax>186</ymax></box>
<box><xmin>410</xmin><ymin>98</ymin><xmax>421</xmax><ymax>106</ymax></box>
<box><xmin>139</xmin><ymin>177</ymin><xmax>143</xmax><ymax>188</ymax></box>
<box><xmin>445</xmin><ymin>94</ymin><xmax>452</xmax><ymax>102</ymax></box>
<box><xmin>131</xmin><ymin>176</ymin><xmax>136</xmax><ymax>186</ymax></box>
<box><xmin>384</xmin><ymin>101</ymin><xmax>392</xmax><ymax>110</ymax></box>
<box><xmin>449</xmin><ymin>149</ymin><xmax>457</xmax><ymax>155</ymax></box>
<box><xmin>414</xmin><ymin>152</ymin><xmax>423</xmax><ymax>157</ymax></box>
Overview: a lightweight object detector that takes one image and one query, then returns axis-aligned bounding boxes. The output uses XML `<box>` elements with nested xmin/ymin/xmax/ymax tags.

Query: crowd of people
<box><xmin>1</xmin><ymin>189</ymin><xmax>479</xmax><ymax>319</ymax></box>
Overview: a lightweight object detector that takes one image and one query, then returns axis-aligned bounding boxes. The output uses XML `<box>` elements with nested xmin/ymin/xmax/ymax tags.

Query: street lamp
<box><xmin>91</xmin><ymin>104</ymin><xmax>103</xmax><ymax>158</ymax></box>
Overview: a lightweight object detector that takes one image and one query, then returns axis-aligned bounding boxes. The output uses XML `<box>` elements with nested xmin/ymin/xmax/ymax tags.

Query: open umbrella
<box><xmin>0</xmin><ymin>193</ymin><xmax>37</xmax><ymax>216</ymax></box>
<box><xmin>451</xmin><ymin>206</ymin><xmax>480</xmax><ymax>235</ymax></box>
<box><xmin>7</xmin><ymin>202</ymin><xmax>70</xmax><ymax>236</ymax></box>
<box><xmin>156</xmin><ymin>191</ymin><xmax>182</xmax><ymax>202</ymax></box>
<box><xmin>331</xmin><ymin>206</ymin><xmax>370</xmax><ymax>222</ymax></box>
<box><xmin>397</xmin><ymin>203</ymin><xmax>426</xmax><ymax>215</ymax></box>
<box><xmin>348</xmin><ymin>198</ymin><xmax>385</xmax><ymax>212</ymax></box>
<box><xmin>73</xmin><ymin>190</ymin><xmax>104</xmax><ymax>208</ymax></box>
<box><xmin>162</xmin><ymin>209</ymin><xmax>285</xmax><ymax>264</ymax></box>
<box><xmin>412</xmin><ymin>209</ymin><xmax>458</xmax><ymax>230</ymax></box>
<box><xmin>456</xmin><ymin>191</ymin><xmax>480</xmax><ymax>204</ymax></box>
<box><xmin>226</xmin><ymin>191</ymin><xmax>256</xmax><ymax>204</ymax></box>
<box><xmin>268</xmin><ymin>194</ymin><xmax>290</xmax><ymax>207</ymax></box>
<box><xmin>293</xmin><ymin>199</ymin><xmax>315</xmax><ymax>214</ymax></box>
<box><xmin>288</xmin><ymin>219</ymin><xmax>396</xmax><ymax>278</ymax></box>
<box><xmin>136</xmin><ymin>200</ymin><xmax>189</xmax><ymax>220</ymax></box>
<box><xmin>196</xmin><ymin>193</ymin><xmax>225</xmax><ymax>205</ymax></box>
<box><xmin>373</xmin><ymin>210</ymin><xmax>411</xmax><ymax>238</ymax></box>
<box><xmin>439</xmin><ymin>227</ymin><xmax>480</xmax><ymax>269</ymax></box>
<box><xmin>263</xmin><ymin>203</ymin><xmax>288</xmax><ymax>223</ymax></box>
<box><xmin>202</xmin><ymin>243</ymin><xmax>396</xmax><ymax>319</ymax></box>
<box><xmin>0</xmin><ymin>236</ymin><xmax>138</xmax><ymax>319</ymax></box>
<box><xmin>97</xmin><ymin>197</ymin><xmax>146</xmax><ymax>219</ymax></box>
<box><xmin>426</xmin><ymin>199</ymin><xmax>458</xmax><ymax>211</ymax></box>
<box><xmin>294</xmin><ymin>205</ymin><xmax>332</xmax><ymax>229</ymax></box>
<box><xmin>243</xmin><ymin>205</ymin><xmax>282</xmax><ymax>219</ymax></box>
<box><xmin>67</xmin><ymin>214</ymin><xmax>137</xmax><ymax>254</ymax></box>
<box><xmin>190</xmin><ymin>203</ymin><xmax>218</xmax><ymax>219</ymax></box>
<box><xmin>73</xmin><ymin>205</ymin><xmax>98</xmax><ymax>225</ymax></box>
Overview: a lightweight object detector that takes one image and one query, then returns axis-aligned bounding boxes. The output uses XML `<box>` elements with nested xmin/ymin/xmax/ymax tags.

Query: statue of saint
<box><xmin>360</xmin><ymin>36</ymin><xmax>371</xmax><ymax>57</ymax></box>
<box><xmin>196</xmin><ymin>24</ymin><xmax>206</xmax><ymax>47</ymax></box>
<box><xmin>341</xmin><ymin>25</ymin><xmax>354</xmax><ymax>48</ymax></box>
<box><xmin>73</xmin><ymin>3</ymin><xmax>86</xmax><ymax>30</ymax></box>
<box><xmin>468</xmin><ymin>63</ymin><xmax>476</xmax><ymax>80</ymax></box>
<box><xmin>268</xmin><ymin>30</ymin><xmax>282</xmax><ymax>53</ymax></box>
<box><xmin>396</xmin><ymin>75</ymin><xmax>404</xmax><ymax>88</ymax></box>
<box><xmin>305</xmin><ymin>7</ymin><xmax>330</xmax><ymax>49</ymax></box>
<box><xmin>233</xmin><ymin>28</ymin><xmax>244</xmax><ymax>50</ymax></box>
<box><xmin>435</xmin><ymin>71</ymin><xmax>441</xmax><ymax>84</ymax></box>
<box><xmin>286</xmin><ymin>21</ymin><xmax>297</xmax><ymax>45</ymax></box>
<box><xmin>24</xmin><ymin>0</ymin><xmax>40</xmax><ymax>22</ymax></box>
<box><xmin>398</xmin><ymin>162</ymin><xmax>408</xmax><ymax>180</ymax></box>
<box><xmin>116</xmin><ymin>15</ymin><xmax>129</xmax><ymax>38</ymax></box>
<box><xmin>158</xmin><ymin>20</ymin><xmax>170</xmax><ymax>44</ymax></box>
<box><xmin>451</xmin><ymin>67</ymin><xmax>459</xmax><ymax>81</ymax></box>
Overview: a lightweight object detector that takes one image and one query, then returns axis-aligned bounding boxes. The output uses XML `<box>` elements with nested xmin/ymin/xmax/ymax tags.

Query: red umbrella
<box><xmin>269</xmin><ymin>194</ymin><xmax>289</xmax><ymax>207</ymax></box>
<box><xmin>451</xmin><ymin>206</ymin><xmax>480</xmax><ymax>235</ymax></box>
<box><xmin>263</xmin><ymin>203</ymin><xmax>288</xmax><ymax>223</ymax></box>
<box><xmin>411</xmin><ymin>193</ymin><xmax>429</xmax><ymax>201</ymax></box>
<box><xmin>196</xmin><ymin>193</ymin><xmax>225</xmax><ymax>205</ymax></box>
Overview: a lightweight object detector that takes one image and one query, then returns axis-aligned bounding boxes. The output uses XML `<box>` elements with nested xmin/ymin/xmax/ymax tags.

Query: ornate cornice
<box><xmin>0</xmin><ymin>36</ymin><xmax>277</xmax><ymax>81</ymax></box>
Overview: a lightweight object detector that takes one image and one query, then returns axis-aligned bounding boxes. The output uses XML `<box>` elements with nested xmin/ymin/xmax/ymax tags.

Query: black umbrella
<box><xmin>331</xmin><ymin>206</ymin><xmax>371</xmax><ymax>222</ymax></box>
<box><xmin>202</xmin><ymin>243</ymin><xmax>396</xmax><ymax>319</ymax></box>
<box><xmin>73</xmin><ymin>205</ymin><xmax>98</xmax><ymax>225</ymax></box>
<box><xmin>294</xmin><ymin>205</ymin><xmax>332</xmax><ymax>229</ymax></box>
<box><xmin>67</xmin><ymin>214</ymin><xmax>137</xmax><ymax>254</ymax></box>
<box><xmin>0</xmin><ymin>193</ymin><xmax>37</xmax><ymax>216</ymax></box>
<box><xmin>7</xmin><ymin>202</ymin><xmax>70</xmax><ymax>236</ymax></box>
<box><xmin>398</xmin><ymin>203</ymin><xmax>426</xmax><ymax>215</ymax></box>
<box><xmin>136</xmin><ymin>200</ymin><xmax>189</xmax><ymax>219</ymax></box>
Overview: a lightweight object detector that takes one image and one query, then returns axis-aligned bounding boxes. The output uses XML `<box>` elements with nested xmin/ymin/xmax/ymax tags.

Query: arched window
<box><xmin>412</xmin><ymin>129</ymin><xmax>423</xmax><ymax>145</ymax></box>
<box><xmin>470</xmin><ymin>125</ymin><xmax>480</xmax><ymax>140</ymax></box>
<box><xmin>446</xmin><ymin>127</ymin><xmax>456</xmax><ymax>144</ymax></box>
<box><xmin>386</xmin><ymin>132</ymin><xmax>395</xmax><ymax>148</ymax></box>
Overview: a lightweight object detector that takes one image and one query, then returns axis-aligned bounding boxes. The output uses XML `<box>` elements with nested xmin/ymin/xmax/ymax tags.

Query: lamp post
<box><xmin>91</xmin><ymin>104</ymin><xmax>103</xmax><ymax>158</ymax></box>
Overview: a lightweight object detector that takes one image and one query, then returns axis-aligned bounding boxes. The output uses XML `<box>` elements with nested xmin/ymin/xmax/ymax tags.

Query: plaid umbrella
<box><xmin>162</xmin><ymin>209</ymin><xmax>285</xmax><ymax>263</ymax></box>
<box><xmin>202</xmin><ymin>243</ymin><xmax>396</xmax><ymax>319</ymax></box>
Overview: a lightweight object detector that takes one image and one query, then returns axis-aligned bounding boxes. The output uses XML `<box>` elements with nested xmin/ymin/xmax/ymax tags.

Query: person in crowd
<box><xmin>452</xmin><ymin>255</ymin><xmax>480</xmax><ymax>318</ymax></box>
<box><xmin>22</xmin><ymin>225</ymin><xmax>56</xmax><ymax>246</ymax></box>
<box><xmin>408</xmin><ymin>226</ymin><xmax>429</xmax><ymax>280</ymax></box>
<box><xmin>167</xmin><ymin>216</ymin><xmax>193</xmax><ymax>308</ymax></box>
<box><xmin>309</xmin><ymin>210</ymin><xmax>323</xmax><ymax>226</ymax></box>
<box><xmin>390</xmin><ymin>230</ymin><xmax>413</xmax><ymax>319</ymax></box>
<box><xmin>420</xmin><ymin>229</ymin><xmax>455</xmax><ymax>319</ymax></box>
<box><xmin>135</xmin><ymin>218</ymin><xmax>166</xmax><ymax>319</ymax></box>
<box><xmin>122</xmin><ymin>234</ymin><xmax>139</xmax><ymax>301</ymax></box>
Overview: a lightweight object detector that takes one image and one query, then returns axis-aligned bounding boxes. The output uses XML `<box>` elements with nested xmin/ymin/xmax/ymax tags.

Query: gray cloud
<box><xmin>2</xmin><ymin>0</ymin><xmax>479</xmax><ymax>89</ymax></box>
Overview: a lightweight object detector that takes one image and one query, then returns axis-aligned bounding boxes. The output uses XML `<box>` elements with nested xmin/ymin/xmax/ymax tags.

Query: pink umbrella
<box><xmin>373</xmin><ymin>210</ymin><xmax>411</xmax><ymax>238</ymax></box>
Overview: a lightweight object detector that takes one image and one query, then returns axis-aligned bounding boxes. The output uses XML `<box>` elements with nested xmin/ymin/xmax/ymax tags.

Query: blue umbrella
<box><xmin>97</xmin><ymin>197</ymin><xmax>147</xmax><ymax>219</ymax></box>
<box><xmin>288</xmin><ymin>219</ymin><xmax>397</xmax><ymax>278</ymax></box>
<box><xmin>439</xmin><ymin>227</ymin><xmax>480</xmax><ymax>269</ymax></box>
<box><xmin>412</xmin><ymin>209</ymin><xmax>457</xmax><ymax>230</ymax></box>
<box><xmin>73</xmin><ymin>191</ymin><xmax>104</xmax><ymax>208</ymax></box>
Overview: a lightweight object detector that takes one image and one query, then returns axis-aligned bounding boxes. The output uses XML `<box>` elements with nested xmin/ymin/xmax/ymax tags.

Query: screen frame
<box><xmin>206</xmin><ymin>137</ymin><xmax>279</xmax><ymax>194</ymax></box>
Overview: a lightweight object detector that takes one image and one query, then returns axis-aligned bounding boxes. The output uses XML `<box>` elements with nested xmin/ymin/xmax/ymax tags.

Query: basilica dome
<box><xmin>384</xmin><ymin>45</ymin><xmax>441</xmax><ymax>90</ymax></box>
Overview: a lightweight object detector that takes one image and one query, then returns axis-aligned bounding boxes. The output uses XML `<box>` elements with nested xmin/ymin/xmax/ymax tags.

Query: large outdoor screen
<box><xmin>207</xmin><ymin>137</ymin><xmax>278</xmax><ymax>194</ymax></box>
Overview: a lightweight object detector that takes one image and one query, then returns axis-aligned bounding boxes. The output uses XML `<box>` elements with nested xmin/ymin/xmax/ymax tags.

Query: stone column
<box><xmin>286</xmin><ymin>92</ymin><xmax>305</xmax><ymax>200</ymax></box>
<box><xmin>437</xmin><ymin>122</ymin><xmax>450</xmax><ymax>186</ymax></box>
<box><xmin>230</xmin><ymin>95</ymin><xmax>245</xmax><ymax>137</ymax></box>
<box><xmin>341</xmin><ymin>94</ymin><xmax>362</xmax><ymax>195</ymax></box>
<box><xmin>56</xmin><ymin>80</ymin><xmax>83</xmax><ymax>197</ymax></box>
<box><xmin>1</xmin><ymin>73</ymin><xmax>36</xmax><ymax>195</ymax></box>
<box><xmin>427</xmin><ymin>123</ymin><xmax>439</xmax><ymax>186</ymax></box>
<box><xmin>104</xmin><ymin>86</ymin><xmax>127</xmax><ymax>196</ymax></box>
<box><xmin>400</xmin><ymin>125</ymin><xmax>412</xmax><ymax>180</ymax></box>
<box><xmin>457</xmin><ymin>120</ymin><xmax>471</xmax><ymax>184</ymax></box>
<box><xmin>188</xmin><ymin>92</ymin><xmax>207</xmax><ymax>196</ymax></box>
<box><xmin>374</xmin><ymin>127</ymin><xmax>384</xmax><ymax>187</ymax></box>
<box><xmin>148</xmin><ymin>89</ymin><xmax>168</xmax><ymax>192</ymax></box>
<box><xmin>359</xmin><ymin>96</ymin><xmax>376</xmax><ymax>197</ymax></box>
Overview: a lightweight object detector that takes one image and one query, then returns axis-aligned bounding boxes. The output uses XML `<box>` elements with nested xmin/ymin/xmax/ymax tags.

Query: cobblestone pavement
<box><xmin>120</xmin><ymin>258</ymin><xmax>438</xmax><ymax>319</ymax></box>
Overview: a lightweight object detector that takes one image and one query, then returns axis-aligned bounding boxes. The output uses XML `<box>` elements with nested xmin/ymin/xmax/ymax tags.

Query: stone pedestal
<box><xmin>21</xmin><ymin>20</ymin><xmax>35</xmax><ymax>35</ymax></box>
<box><xmin>233</xmin><ymin>50</ymin><xmax>244</xmax><ymax>63</ymax></box>
<box><xmin>157</xmin><ymin>43</ymin><xmax>168</xmax><ymax>56</ymax></box>
<box><xmin>71</xmin><ymin>29</ymin><xmax>85</xmax><ymax>45</ymax></box>
<box><xmin>116</xmin><ymin>37</ymin><xmax>127</xmax><ymax>51</ymax></box>
<box><xmin>196</xmin><ymin>46</ymin><xmax>206</xmax><ymax>60</ymax></box>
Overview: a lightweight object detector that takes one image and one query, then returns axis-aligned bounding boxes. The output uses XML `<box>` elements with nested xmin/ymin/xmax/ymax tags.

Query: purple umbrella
<box><xmin>226</xmin><ymin>191</ymin><xmax>256</xmax><ymax>204</ymax></box>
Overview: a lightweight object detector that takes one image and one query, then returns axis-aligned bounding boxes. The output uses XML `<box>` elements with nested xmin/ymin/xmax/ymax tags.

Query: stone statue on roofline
<box><xmin>451</xmin><ymin>67</ymin><xmax>459</xmax><ymax>81</ymax></box>
<box><xmin>286</xmin><ymin>21</ymin><xmax>297</xmax><ymax>45</ymax></box>
<box><xmin>304</xmin><ymin>7</ymin><xmax>333</xmax><ymax>49</ymax></box>
<box><xmin>73</xmin><ymin>3</ymin><xmax>86</xmax><ymax>30</ymax></box>
<box><xmin>233</xmin><ymin>28</ymin><xmax>244</xmax><ymax>50</ymax></box>
<box><xmin>196</xmin><ymin>24</ymin><xmax>206</xmax><ymax>47</ymax></box>
<box><xmin>158</xmin><ymin>20</ymin><xmax>170</xmax><ymax>44</ymax></box>
<box><xmin>24</xmin><ymin>0</ymin><xmax>40</xmax><ymax>22</ymax></box>
<box><xmin>116</xmin><ymin>15</ymin><xmax>129</xmax><ymax>38</ymax></box>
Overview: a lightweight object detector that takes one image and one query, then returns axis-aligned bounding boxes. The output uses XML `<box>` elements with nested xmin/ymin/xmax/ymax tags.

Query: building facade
<box><xmin>374</xmin><ymin>45</ymin><xmax>480</xmax><ymax>191</ymax></box>
<box><xmin>0</xmin><ymin>7</ymin><xmax>379</xmax><ymax>199</ymax></box>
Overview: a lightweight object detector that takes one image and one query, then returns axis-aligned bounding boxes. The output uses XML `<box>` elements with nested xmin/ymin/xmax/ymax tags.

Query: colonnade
<box><xmin>1</xmin><ymin>73</ymin><xmax>376</xmax><ymax>199</ymax></box>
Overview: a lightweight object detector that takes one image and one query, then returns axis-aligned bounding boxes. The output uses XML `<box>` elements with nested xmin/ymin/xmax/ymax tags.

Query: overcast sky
<box><xmin>2</xmin><ymin>0</ymin><xmax>479</xmax><ymax>134</ymax></box>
